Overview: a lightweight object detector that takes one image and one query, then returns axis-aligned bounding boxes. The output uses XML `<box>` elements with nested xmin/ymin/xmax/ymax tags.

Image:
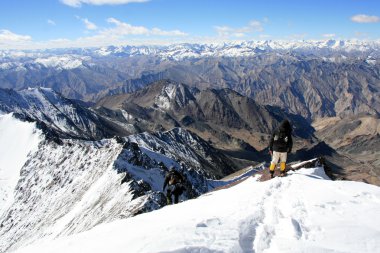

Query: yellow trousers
<box><xmin>269</xmin><ymin>162</ymin><xmax>286</xmax><ymax>172</ymax></box>
<box><xmin>270</xmin><ymin>151</ymin><xmax>287</xmax><ymax>172</ymax></box>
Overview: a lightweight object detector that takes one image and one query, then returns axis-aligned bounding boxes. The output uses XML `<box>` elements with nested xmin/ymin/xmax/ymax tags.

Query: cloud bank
<box><xmin>0</xmin><ymin>30</ymin><xmax>32</xmax><ymax>44</ymax></box>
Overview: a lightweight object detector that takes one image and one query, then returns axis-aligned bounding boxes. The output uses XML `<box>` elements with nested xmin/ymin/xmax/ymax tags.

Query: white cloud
<box><xmin>0</xmin><ymin>30</ymin><xmax>32</xmax><ymax>44</ymax></box>
<box><xmin>322</xmin><ymin>33</ymin><xmax>336</xmax><ymax>38</ymax></box>
<box><xmin>47</xmin><ymin>19</ymin><xmax>56</xmax><ymax>26</ymax></box>
<box><xmin>215</xmin><ymin>20</ymin><xmax>265</xmax><ymax>38</ymax></box>
<box><xmin>105</xmin><ymin>18</ymin><xmax>150</xmax><ymax>35</ymax></box>
<box><xmin>61</xmin><ymin>0</ymin><xmax>149</xmax><ymax>7</ymax></box>
<box><xmin>351</xmin><ymin>14</ymin><xmax>380</xmax><ymax>23</ymax></box>
<box><xmin>103</xmin><ymin>18</ymin><xmax>187</xmax><ymax>36</ymax></box>
<box><xmin>82</xmin><ymin>18</ymin><xmax>98</xmax><ymax>30</ymax></box>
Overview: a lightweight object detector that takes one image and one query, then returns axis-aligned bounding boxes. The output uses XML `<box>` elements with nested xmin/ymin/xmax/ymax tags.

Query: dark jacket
<box><xmin>269</xmin><ymin>120</ymin><xmax>293</xmax><ymax>153</ymax></box>
<box><xmin>163</xmin><ymin>169</ymin><xmax>185</xmax><ymax>191</ymax></box>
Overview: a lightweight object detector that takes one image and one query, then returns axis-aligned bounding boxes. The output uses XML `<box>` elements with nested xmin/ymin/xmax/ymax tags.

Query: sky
<box><xmin>0</xmin><ymin>0</ymin><xmax>379</xmax><ymax>49</ymax></box>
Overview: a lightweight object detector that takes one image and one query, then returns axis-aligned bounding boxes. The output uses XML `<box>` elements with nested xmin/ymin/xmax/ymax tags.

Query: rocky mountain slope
<box><xmin>0</xmin><ymin>113</ymin><xmax>237</xmax><ymax>252</ymax></box>
<box><xmin>313</xmin><ymin>115</ymin><xmax>380</xmax><ymax>185</ymax></box>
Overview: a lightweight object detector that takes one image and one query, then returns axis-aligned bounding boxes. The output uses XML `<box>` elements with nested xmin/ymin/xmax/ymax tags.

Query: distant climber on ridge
<box><xmin>163</xmin><ymin>167</ymin><xmax>186</xmax><ymax>204</ymax></box>
<box><xmin>268</xmin><ymin>119</ymin><xmax>293</xmax><ymax>178</ymax></box>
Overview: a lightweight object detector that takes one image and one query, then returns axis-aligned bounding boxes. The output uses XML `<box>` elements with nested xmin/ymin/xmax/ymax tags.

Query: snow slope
<box><xmin>0</xmin><ymin>126</ymin><xmax>235</xmax><ymax>252</ymax></box>
<box><xmin>0</xmin><ymin>113</ymin><xmax>43</xmax><ymax>215</ymax></box>
<box><xmin>12</xmin><ymin>166</ymin><xmax>380</xmax><ymax>253</ymax></box>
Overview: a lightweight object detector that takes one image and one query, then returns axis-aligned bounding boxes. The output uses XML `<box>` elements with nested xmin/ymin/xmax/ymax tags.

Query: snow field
<box><xmin>12</xmin><ymin>167</ymin><xmax>380</xmax><ymax>253</ymax></box>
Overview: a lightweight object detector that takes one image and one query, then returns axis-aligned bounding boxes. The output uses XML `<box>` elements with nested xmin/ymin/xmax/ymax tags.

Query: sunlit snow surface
<box><xmin>0</xmin><ymin>113</ymin><xmax>43</xmax><ymax>215</ymax></box>
<box><xmin>13</xmin><ymin>167</ymin><xmax>380</xmax><ymax>253</ymax></box>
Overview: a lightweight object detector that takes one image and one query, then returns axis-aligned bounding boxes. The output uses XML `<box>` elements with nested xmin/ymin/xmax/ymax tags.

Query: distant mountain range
<box><xmin>1</xmin><ymin>40</ymin><xmax>379</xmax><ymax>120</ymax></box>
<box><xmin>2</xmin><ymin>40</ymin><xmax>380</xmax><ymax>60</ymax></box>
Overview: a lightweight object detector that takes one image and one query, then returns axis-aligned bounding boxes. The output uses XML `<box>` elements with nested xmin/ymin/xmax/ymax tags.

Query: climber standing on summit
<box><xmin>163</xmin><ymin>167</ymin><xmax>186</xmax><ymax>204</ymax></box>
<box><xmin>268</xmin><ymin>119</ymin><xmax>293</xmax><ymax>178</ymax></box>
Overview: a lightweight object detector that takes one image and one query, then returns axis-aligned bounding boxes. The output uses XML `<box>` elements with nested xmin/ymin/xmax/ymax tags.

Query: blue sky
<box><xmin>0</xmin><ymin>0</ymin><xmax>379</xmax><ymax>49</ymax></box>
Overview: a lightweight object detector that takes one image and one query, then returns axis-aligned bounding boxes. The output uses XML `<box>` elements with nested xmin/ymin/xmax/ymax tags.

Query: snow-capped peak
<box><xmin>154</xmin><ymin>81</ymin><xmax>196</xmax><ymax>110</ymax></box>
<box><xmin>0</xmin><ymin>87</ymin><xmax>110</xmax><ymax>140</ymax></box>
<box><xmin>154</xmin><ymin>82</ymin><xmax>178</xmax><ymax>110</ymax></box>
<box><xmin>34</xmin><ymin>55</ymin><xmax>88</xmax><ymax>70</ymax></box>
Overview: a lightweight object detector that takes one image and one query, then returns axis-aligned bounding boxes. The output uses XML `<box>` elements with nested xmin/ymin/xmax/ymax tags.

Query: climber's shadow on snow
<box><xmin>288</xmin><ymin>172</ymin><xmax>327</xmax><ymax>180</ymax></box>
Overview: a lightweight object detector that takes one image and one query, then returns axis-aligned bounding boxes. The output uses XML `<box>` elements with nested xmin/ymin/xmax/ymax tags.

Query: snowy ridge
<box><xmin>0</xmin><ymin>126</ymin><xmax>233</xmax><ymax>252</ymax></box>
<box><xmin>34</xmin><ymin>55</ymin><xmax>89</xmax><ymax>70</ymax></box>
<box><xmin>12</xmin><ymin>166</ymin><xmax>380</xmax><ymax>253</ymax></box>
<box><xmin>127</xmin><ymin>127</ymin><xmax>235</xmax><ymax>180</ymax></box>
<box><xmin>0</xmin><ymin>87</ymin><xmax>112</xmax><ymax>139</ymax></box>
<box><xmin>0</xmin><ymin>113</ymin><xmax>43</xmax><ymax>215</ymax></box>
<box><xmin>0</xmin><ymin>54</ymin><xmax>89</xmax><ymax>71</ymax></box>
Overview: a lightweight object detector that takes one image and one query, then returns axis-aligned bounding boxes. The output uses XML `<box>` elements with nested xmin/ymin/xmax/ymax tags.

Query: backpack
<box><xmin>274</xmin><ymin>130</ymin><xmax>289</xmax><ymax>143</ymax></box>
<box><xmin>168</xmin><ymin>172</ymin><xmax>181</xmax><ymax>185</ymax></box>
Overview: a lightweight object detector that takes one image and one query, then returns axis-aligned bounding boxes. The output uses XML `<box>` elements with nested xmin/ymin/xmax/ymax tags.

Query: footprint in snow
<box><xmin>291</xmin><ymin>218</ymin><xmax>303</xmax><ymax>239</ymax></box>
<box><xmin>196</xmin><ymin>218</ymin><xmax>221</xmax><ymax>228</ymax></box>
